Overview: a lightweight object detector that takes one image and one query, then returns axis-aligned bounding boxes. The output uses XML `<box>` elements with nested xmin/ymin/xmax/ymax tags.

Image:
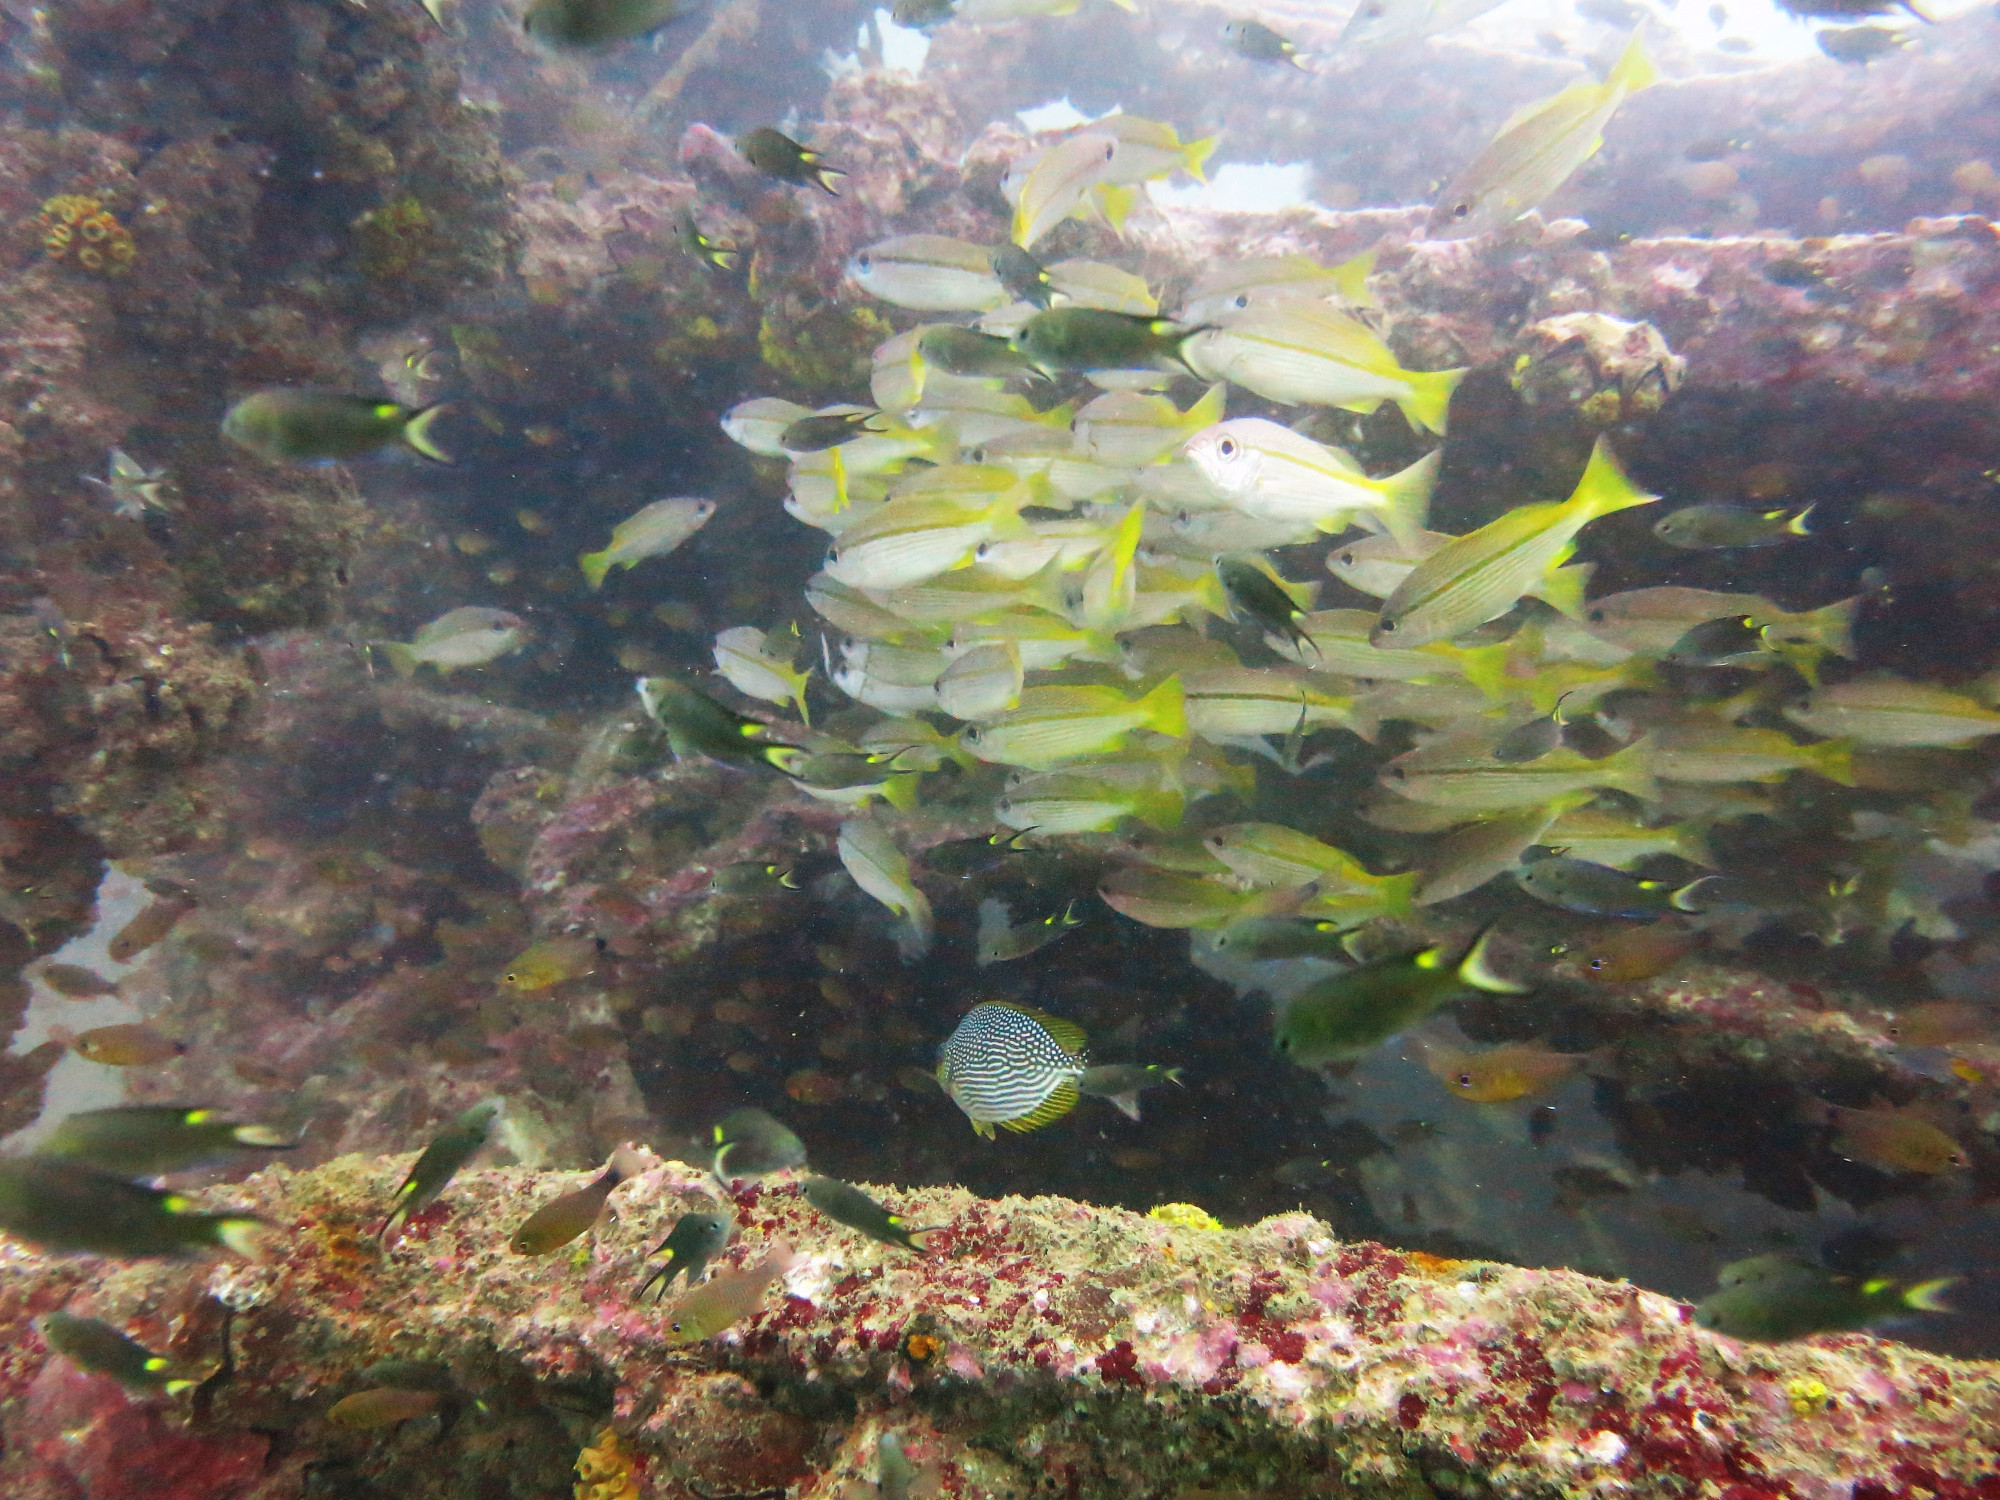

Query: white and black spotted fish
<box><xmin>936</xmin><ymin>1002</ymin><xmax>1088</xmax><ymax>1139</ymax></box>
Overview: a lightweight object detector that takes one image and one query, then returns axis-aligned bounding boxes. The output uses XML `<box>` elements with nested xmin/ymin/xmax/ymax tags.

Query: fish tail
<box><xmin>1453</xmin><ymin>637</ymin><xmax>1514</xmax><ymax>702</ymax></box>
<box><xmin>1801</xmin><ymin>737</ymin><xmax>1856</xmax><ymax>787</ymax></box>
<box><xmin>1607</xmin><ymin>26</ymin><xmax>1658</xmax><ymax>94</ymax></box>
<box><xmin>883</xmin><ymin>772</ymin><xmax>921</xmax><ymax>811</ymax></box>
<box><xmin>1395</xmin><ymin>367</ymin><xmax>1463</xmax><ymax>436</ymax></box>
<box><xmin>1573</xmin><ymin>437</ymin><xmax>1658</xmax><ymax>519</ymax></box>
<box><xmin>1785</xmin><ymin>504</ymin><xmax>1814</xmax><ymax>536</ymax></box>
<box><xmin>578</xmin><ymin>549</ymin><xmax>615</xmax><ymax>591</ymax></box>
<box><xmin>1331</xmin><ymin>247</ymin><xmax>1378</xmax><ymax>309</ymax></box>
<box><xmin>829</xmin><ymin>443</ymin><xmax>849</xmax><ymax>512</ymax></box>
<box><xmin>1180</xmin><ymin>134</ymin><xmax>1219</xmax><ymax>184</ymax></box>
<box><xmin>972</xmin><ymin>1119</ymin><xmax>996</xmax><ymax>1140</ymax></box>
<box><xmin>1669</xmin><ymin>874</ymin><xmax>1727</xmax><ymax>913</ymax></box>
<box><xmin>379</xmin><ymin>642</ymin><xmax>420</xmax><ymax>678</ymax></box>
<box><xmin>1604</xmin><ymin>734</ymin><xmax>1661</xmax><ymax>803</ymax></box>
<box><xmin>1902</xmin><ymin>1277</ymin><xmax>1957</xmax><ymax>1312</ymax></box>
<box><xmin>1458</xmin><ymin>923</ymin><xmax>1532</xmax><ymax>994</ymax></box>
<box><xmin>1009</xmin><ymin>199</ymin><xmax>1034</xmax><ymax>248</ymax></box>
<box><xmin>811</xmin><ymin>165</ymin><xmax>846</xmax><ymax>196</ymax></box>
<box><xmin>1096</xmin><ymin>183</ymin><xmax>1136</xmax><ymax>233</ymax></box>
<box><xmin>213</xmin><ymin>1218</ymin><xmax>272</xmax><ymax>1261</ymax></box>
<box><xmin>1806</xmin><ymin>594</ymin><xmax>1861</xmax><ymax>658</ymax></box>
<box><xmin>1531</xmin><ymin>559</ymin><xmax>1594</xmax><ymax>621</ymax></box>
<box><xmin>1136</xmin><ymin>673</ymin><xmax>1188</xmax><ymax>740</ymax></box>
<box><xmin>1185</xmin><ymin>382</ymin><xmax>1227</xmax><ymax>429</ymax></box>
<box><xmin>904</xmin><ymin>885</ymin><xmax>935</xmax><ymax>954</ymax></box>
<box><xmin>1376</xmin><ymin>447</ymin><xmax>1439</xmax><ymax>549</ymax></box>
<box><xmin>232</xmin><ymin>1125</ymin><xmax>297</xmax><ymax>1149</ymax></box>
<box><xmin>164</xmin><ymin>1378</ymin><xmax>200</xmax><ymax>1395</ymax></box>
<box><xmin>401</xmin><ymin>403</ymin><xmax>453</xmax><ymax>463</ymax></box>
<box><xmin>1376</xmin><ymin>869</ymin><xmax>1421</xmax><ymax>918</ymax></box>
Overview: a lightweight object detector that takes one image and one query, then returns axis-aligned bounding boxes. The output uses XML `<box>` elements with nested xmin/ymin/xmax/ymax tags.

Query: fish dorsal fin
<box><xmin>1000</xmin><ymin>1077</ymin><xmax>1080</xmax><ymax>1133</ymax></box>
<box><xmin>991</xmin><ymin>1000</ymin><xmax>1089</xmax><ymax>1055</ymax></box>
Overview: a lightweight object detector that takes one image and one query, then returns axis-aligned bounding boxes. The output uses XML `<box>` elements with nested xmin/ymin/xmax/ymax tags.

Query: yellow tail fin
<box><xmin>1181</xmin><ymin>134</ymin><xmax>1219</xmax><ymax>185</ymax></box>
<box><xmin>1397</xmin><ymin>367</ymin><xmax>1464</xmax><ymax>437</ymax></box>
<box><xmin>401</xmin><ymin>403</ymin><xmax>452</xmax><ymax>463</ymax></box>
<box><xmin>379</xmin><ymin>641</ymin><xmax>420</xmax><ymax>678</ymax></box>
<box><xmin>579</xmin><ymin>548</ymin><xmax>615</xmax><ymax>591</ymax></box>
<box><xmin>1377</xmin><ymin>448</ymin><xmax>1439</xmax><ymax>550</ymax></box>
<box><xmin>1137</xmin><ymin>674</ymin><xmax>1188</xmax><ymax>739</ymax></box>
<box><xmin>1903</xmin><ymin>1277</ymin><xmax>1957</xmax><ymax>1313</ymax></box>
<box><xmin>1331</xmin><ymin>248</ymin><xmax>1378</xmax><ymax>310</ymax></box>
<box><xmin>1573</xmin><ymin>436</ymin><xmax>1658</xmax><ymax>520</ymax></box>
<box><xmin>1607</xmin><ymin>26</ymin><xmax>1659</xmax><ymax>96</ymax></box>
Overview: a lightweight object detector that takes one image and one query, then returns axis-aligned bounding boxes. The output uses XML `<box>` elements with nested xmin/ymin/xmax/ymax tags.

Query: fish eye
<box><xmin>1588</xmin><ymin>609</ymin><xmax>1605</xmax><ymax>622</ymax></box>
<box><xmin>1231</xmin><ymin>294</ymin><xmax>1250</xmax><ymax>310</ymax></box>
<box><xmin>857</xmin><ymin>253</ymin><xmax>872</xmax><ymax>271</ymax></box>
<box><xmin>1386</xmin><ymin>765</ymin><xmax>1405</xmax><ymax>779</ymax></box>
<box><xmin>1456</xmin><ymin>1073</ymin><xmax>1474</xmax><ymax>1088</ymax></box>
<box><xmin>1451</xmin><ymin>203</ymin><xmax>1470</xmax><ymax>220</ymax></box>
<box><xmin>1338</xmin><ymin>551</ymin><xmax>1354</xmax><ymax>565</ymax></box>
<box><xmin>1588</xmin><ymin>957</ymin><xmax>1608</xmax><ymax>971</ymax></box>
<box><xmin>1103</xmin><ymin>143</ymin><xmax>1116</xmax><ymax>161</ymax></box>
<box><xmin>1217</xmin><ymin>438</ymin><xmax>1237</xmax><ymax>459</ymax></box>
<box><xmin>1378</xmin><ymin>619</ymin><xmax>1397</xmax><ymax>632</ymax></box>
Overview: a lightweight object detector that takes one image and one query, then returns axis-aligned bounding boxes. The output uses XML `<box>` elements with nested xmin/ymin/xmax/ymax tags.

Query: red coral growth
<box><xmin>21</xmin><ymin>1361</ymin><xmax>266</xmax><ymax>1499</ymax></box>
<box><xmin>1399</xmin><ymin>1391</ymin><xmax>1426</xmax><ymax>1429</ymax></box>
<box><xmin>1094</xmin><ymin>1341</ymin><xmax>1141</xmax><ymax>1387</ymax></box>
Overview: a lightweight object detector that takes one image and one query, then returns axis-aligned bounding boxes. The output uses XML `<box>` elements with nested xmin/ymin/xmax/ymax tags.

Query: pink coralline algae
<box><xmin>0</xmin><ymin>1153</ymin><xmax>1993</xmax><ymax>1499</ymax></box>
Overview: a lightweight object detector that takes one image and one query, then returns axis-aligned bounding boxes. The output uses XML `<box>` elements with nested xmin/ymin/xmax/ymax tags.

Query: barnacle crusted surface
<box><xmin>1</xmin><ymin>1152</ymin><xmax>1994</xmax><ymax>1499</ymax></box>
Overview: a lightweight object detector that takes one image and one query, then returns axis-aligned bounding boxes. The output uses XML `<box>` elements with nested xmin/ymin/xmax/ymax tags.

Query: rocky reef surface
<box><xmin>1</xmin><ymin>1151</ymin><xmax>1995</xmax><ymax>1500</ymax></box>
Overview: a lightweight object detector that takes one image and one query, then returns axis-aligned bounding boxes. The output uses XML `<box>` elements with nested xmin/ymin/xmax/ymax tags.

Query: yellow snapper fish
<box><xmin>833</xmin><ymin>639</ymin><xmax>950</xmax><ymax>714</ymax></box>
<box><xmin>845</xmin><ymin>235</ymin><xmax>1010</xmax><ymax>312</ymax></box>
<box><xmin>823</xmin><ymin>490</ymin><xmax>1031</xmax><ymax>591</ymax></box>
<box><xmin>1414</xmin><ymin>796</ymin><xmax>1595</xmax><ymax>905</ymax></box>
<box><xmin>962</xmin><ymin>677</ymin><xmax>1187</xmax><ymax>769</ymax></box>
<box><xmin>579</xmin><ymin>496</ymin><xmax>717</xmax><ymax>590</ymax></box>
<box><xmin>721</xmin><ymin>396</ymin><xmax>813</xmax><ymax>456</ymax></box>
<box><xmin>1648</xmin><ymin>721</ymin><xmax>1855</xmax><ymax>786</ymax></box>
<box><xmin>712</xmin><ymin>625</ymin><xmax>813</xmax><ymax>723</ymax></box>
<box><xmin>1183</xmin><ymin>417</ymin><xmax>1436</xmax><ymax>543</ymax></box>
<box><xmin>1268</xmin><ymin>608</ymin><xmax>1466</xmax><ymax>681</ymax></box>
<box><xmin>1182</xmin><ymin>303</ymin><xmax>1464</xmax><ymax>434</ymax></box>
<box><xmin>1045</xmin><ymin>258</ymin><xmax>1160</xmax><ymax>314</ymax></box>
<box><xmin>1380</xmin><ymin>728</ymin><xmax>1660</xmax><ymax>811</ymax></box>
<box><xmin>1540</xmin><ymin>803</ymin><xmax>1714</xmax><ymax>869</ymax></box>
<box><xmin>996</xmin><ymin>762</ymin><xmax>1187</xmax><ymax>834</ymax></box>
<box><xmin>954</xmin><ymin>611</ymin><xmax>1120</xmax><ymax>672</ymax></box>
<box><xmin>1098</xmin><ymin>866</ymin><xmax>1261</xmax><ymax>928</ymax></box>
<box><xmin>838</xmin><ymin>815</ymin><xmax>934</xmax><ymax>957</ymax></box>
<box><xmin>805</xmin><ymin>572</ymin><xmax>929</xmax><ymax>642</ymax></box>
<box><xmin>1373</xmin><ymin>437</ymin><xmax>1656</xmax><ymax>648</ymax></box>
<box><xmin>1784</xmin><ymin>678</ymin><xmax>2000</xmax><ymax>748</ymax></box>
<box><xmin>1177</xmin><ymin>250</ymin><xmax>1377</xmax><ymax>326</ymax></box>
<box><xmin>1202</xmin><ymin>823</ymin><xmax>1415</xmax><ymax>914</ymax></box>
<box><xmin>376</xmin><ymin>607</ymin><xmax>530</xmax><ymax>677</ymax></box>
<box><xmin>1011</xmin><ymin>131</ymin><xmax>1126</xmax><ymax>249</ymax></box>
<box><xmin>1329</xmin><ymin>531</ymin><xmax>1596</xmax><ymax>622</ymax></box>
<box><xmin>935</xmin><ymin>640</ymin><xmax>1025</xmax><ymax>719</ymax></box>
<box><xmin>973</xmin><ymin>515</ymin><xmax>1123</xmax><ymax>579</ymax></box>
<box><xmin>954</xmin><ymin>0</ymin><xmax>1133</xmax><ymax>20</ymax></box>
<box><xmin>1182</xmin><ymin>666</ymin><xmax>1354</xmax><ymax>741</ymax></box>
<box><xmin>1426</xmin><ymin>30</ymin><xmax>1659</xmax><ymax>240</ymax></box>
<box><xmin>1090</xmin><ymin>114</ymin><xmax>1218</xmax><ymax>188</ymax></box>
<box><xmin>1073</xmin><ymin>386</ymin><xmax>1225</xmax><ymax>467</ymax></box>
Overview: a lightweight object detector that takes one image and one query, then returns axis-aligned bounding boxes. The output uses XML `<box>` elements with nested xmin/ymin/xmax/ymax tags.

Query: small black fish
<box><xmin>1221</xmin><ymin>17</ymin><xmax>1307</xmax><ymax>65</ymax></box>
<box><xmin>638</xmin><ymin>676</ymin><xmax>786</xmax><ymax>766</ymax></box>
<box><xmin>1655</xmin><ymin>504</ymin><xmax>1812</xmax><ymax>550</ymax></box>
<box><xmin>523</xmin><ymin>0</ymin><xmax>683</xmax><ymax>46</ymax></box>
<box><xmin>1218</xmin><ymin>557</ymin><xmax>1312</xmax><ymax>655</ymax></box>
<box><xmin>636</xmin><ymin>1210</ymin><xmax>733</xmax><ymax>1301</ymax></box>
<box><xmin>42</xmin><ymin>1312</ymin><xmax>196</xmax><ymax>1393</ymax></box>
<box><xmin>1763</xmin><ymin>258</ymin><xmax>1827</xmax><ymax>288</ymax></box>
<box><xmin>989</xmin><ymin>244</ymin><xmax>1053</xmax><ymax>309</ymax></box>
<box><xmin>802</xmin><ymin>1176</ymin><xmax>940</xmax><ymax>1253</ymax></box>
<box><xmin>378</xmin><ymin>1101</ymin><xmax>499</xmax><ymax>1243</ymax></box>
<box><xmin>780</xmin><ymin>411</ymin><xmax>885</xmax><ymax>452</ymax></box>
<box><xmin>677</xmin><ymin>211</ymin><xmax>740</xmax><ymax>272</ymax></box>
<box><xmin>1516</xmin><ymin>856</ymin><xmax>1716</xmax><ymax>920</ymax></box>
<box><xmin>41</xmin><ymin>1105</ymin><xmax>296</xmax><ymax>1178</ymax></box>
<box><xmin>1662</xmin><ymin>614</ymin><xmax>1767</xmax><ymax>668</ymax></box>
<box><xmin>712</xmin><ymin>1107</ymin><xmax>808</xmax><ymax>1179</ymax></box>
<box><xmin>891</xmin><ymin>0</ymin><xmax>956</xmax><ymax>28</ymax></box>
<box><xmin>1491</xmin><ymin>695</ymin><xmax>1575</xmax><ymax>764</ymax></box>
<box><xmin>738</xmin><ymin>128</ymin><xmax>845</xmax><ymax>195</ymax></box>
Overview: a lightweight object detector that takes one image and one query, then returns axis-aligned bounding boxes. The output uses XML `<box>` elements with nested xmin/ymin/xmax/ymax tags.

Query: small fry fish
<box><xmin>1075</xmin><ymin>1062</ymin><xmax>1183</xmax><ymax>1120</ymax></box>
<box><xmin>1425</xmin><ymin>30</ymin><xmax>1657</xmax><ymax>240</ymax></box>
<box><xmin>1654</xmin><ymin>503</ymin><xmax>1812</xmax><ymax>549</ymax></box>
<box><xmin>1276</xmin><ymin>924</ymin><xmax>1528</xmax><ymax>1067</ymax></box>
<box><xmin>82</xmin><ymin>448</ymin><xmax>173</xmax><ymax>518</ymax></box>
<box><xmin>708</xmin><ymin>860</ymin><xmax>800</xmax><ymax>895</ymax></box>
<box><xmin>328</xmin><ymin>1387</ymin><xmax>445</xmax><ymax>1431</ymax></box>
<box><xmin>378</xmin><ymin>1101</ymin><xmax>500</xmax><ymax>1243</ymax></box>
<box><xmin>1222</xmin><ymin>17</ymin><xmax>1307</xmax><ymax>64</ymax></box>
<box><xmin>222</xmin><ymin>389</ymin><xmax>450</xmax><ymax>463</ymax></box>
<box><xmin>802</xmin><ymin>1176</ymin><xmax>940</xmax><ymax>1253</ymax></box>
<box><xmin>1373</xmin><ymin>438</ymin><xmax>1657</xmax><ymax>648</ymax></box>
<box><xmin>1696</xmin><ymin>1255</ymin><xmax>1955</xmax><ymax>1341</ymax></box>
<box><xmin>0</xmin><ymin>1157</ymin><xmax>266</xmax><ymax>1258</ymax></box>
<box><xmin>738</xmin><ymin>128</ymin><xmax>844</xmax><ymax>194</ymax></box>
<box><xmin>376</xmin><ymin>607</ymin><xmax>529</xmax><ymax>677</ymax></box>
<box><xmin>35</xmin><ymin>962</ymin><xmax>119</xmax><ymax>998</ymax></box>
<box><xmin>1562</xmin><ymin>918</ymin><xmax>1701</xmax><ymax>983</ymax></box>
<box><xmin>975</xmin><ymin>897</ymin><xmax>1081</xmax><ymax>965</ymax></box>
<box><xmin>579</xmin><ymin>497</ymin><xmax>716</xmax><ymax>590</ymax></box>
<box><xmin>637</xmin><ymin>1210</ymin><xmax>733</xmax><ymax>1300</ymax></box>
<box><xmin>637</xmin><ymin>676</ymin><xmax>784</xmax><ymax>765</ymax></box>
<box><xmin>1011</xmin><ymin>130</ymin><xmax>1122</xmax><ymax>249</ymax></box>
<box><xmin>42</xmin><ymin>1105</ymin><xmax>295</xmax><ymax>1177</ymax></box>
<box><xmin>107</xmin><ymin>896</ymin><xmax>193</xmax><ymax>963</ymax></box>
<box><xmin>497</xmin><ymin>935</ymin><xmax>599</xmax><ymax>993</ymax></box>
<box><xmin>660</xmin><ymin>1239</ymin><xmax>796</xmax><ymax>1345</ymax></box>
<box><xmin>42</xmin><ymin>1312</ymin><xmax>197</xmax><ymax>1393</ymax></box>
<box><xmin>937</xmin><ymin>1001</ymin><xmax>1089</xmax><ymax>1138</ymax></box>
<box><xmin>1410</xmin><ymin>1034</ymin><xmax>1586</xmax><ymax>1102</ymax></box>
<box><xmin>510</xmin><ymin>1146</ymin><xmax>649</xmax><ymax>1255</ymax></box>
<box><xmin>712</xmin><ymin>1108</ymin><xmax>808</xmax><ymax>1180</ymax></box>
<box><xmin>1818</xmin><ymin>1101</ymin><xmax>1968</xmax><ymax>1175</ymax></box>
<box><xmin>70</xmin><ymin>1023</ymin><xmax>184</xmax><ymax>1067</ymax></box>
